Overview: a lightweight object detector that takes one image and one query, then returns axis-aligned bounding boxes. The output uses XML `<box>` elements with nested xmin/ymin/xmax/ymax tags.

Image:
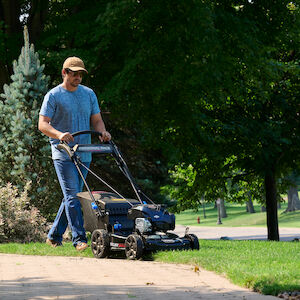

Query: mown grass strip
<box><xmin>0</xmin><ymin>242</ymin><xmax>94</xmax><ymax>258</ymax></box>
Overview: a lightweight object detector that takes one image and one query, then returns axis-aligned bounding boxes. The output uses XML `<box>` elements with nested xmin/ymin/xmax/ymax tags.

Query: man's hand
<box><xmin>90</xmin><ymin>113</ymin><xmax>111</xmax><ymax>142</ymax></box>
<box><xmin>100</xmin><ymin>131</ymin><xmax>111</xmax><ymax>142</ymax></box>
<box><xmin>58</xmin><ymin>132</ymin><xmax>74</xmax><ymax>143</ymax></box>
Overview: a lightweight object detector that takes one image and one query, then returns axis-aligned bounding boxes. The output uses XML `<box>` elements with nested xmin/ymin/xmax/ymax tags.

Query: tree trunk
<box><xmin>220</xmin><ymin>199</ymin><xmax>227</xmax><ymax>218</ymax></box>
<box><xmin>285</xmin><ymin>186</ymin><xmax>300</xmax><ymax>212</ymax></box>
<box><xmin>0</xmin><ymin>0</ymin><xmax>21</xmax><ymax>35</ymax></box>
<box><xmin>202</xmin><ymin>198</ymin><xmax>206</xmax><ymax>219</ymax></box>
<box><xmin>264</xmin><ymin>171</ymin><xmax>279</xmax><ymax>241</ymax></box>
<box><xmin>27</xmin><ymin>0</ymin><xmax>49</xmax><ymax>43</ymax></box>
<box><xmin>0</xmin><ymin>0</ymin><xmax>22</xmax><ymax>93</ymax></box>
<box><xmin>0</xmin><ymin>0</ymin><xmax>49</xmax><ymax>93</ymax></box>
<box><xmin>0</xmin><ymin>61</ymin><xmax>10</xmax><ymax>95</ymax></box>
<box><xmin>246</xmin><ymin>193</ymin><xmax>256</xmax><ymax>213</ymax></box>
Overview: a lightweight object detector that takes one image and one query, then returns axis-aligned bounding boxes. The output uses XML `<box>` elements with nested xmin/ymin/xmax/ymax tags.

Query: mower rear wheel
<box><xmin>91</xmin><ymin>229</ymin><xmax>110</xmax><ymax>258</ymax></box>
<box><xmin>186</xmin><ymin>234</ymin><xmax>200</xmax><ymax>250</ymax></box>
<box><xmin>125</xmin><ymin>234</ymin><xmax>143</xmax><ymax>260</ymax></box>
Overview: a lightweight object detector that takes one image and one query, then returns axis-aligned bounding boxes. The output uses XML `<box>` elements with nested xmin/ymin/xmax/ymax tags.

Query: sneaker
<box><xmin>46</xmin><ymin>238</ymin><xmax>62</xmax><ymax>248</ymax></box>
<box><xmin>76</xmin><ymin>242</ymin><xmax>88</xmax><ymax>251</ymax></box>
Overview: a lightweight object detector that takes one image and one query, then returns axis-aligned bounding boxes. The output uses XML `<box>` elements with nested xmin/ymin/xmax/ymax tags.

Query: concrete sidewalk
<box><xmin>0</xmin><ymin>227</ymin><xmax>297</xmax><ymax>299</ymax></box>
<box><xmin>174</xmin><ymin>225</ymin><xmax>300</xmax><ymax>241</ymax></box>
<box><xmin>0</xmin><ymin>254</ymin><xmax>278</xmax><ymax>300</ymax></box>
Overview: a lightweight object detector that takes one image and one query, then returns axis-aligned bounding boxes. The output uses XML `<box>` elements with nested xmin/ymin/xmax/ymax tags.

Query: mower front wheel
<box><xmin>186</xmin><ymin>233</ymin><xmax>200</xmax><ymax>250</ymax></box>
<box><xmin>91</xmin><ymin>229</ymin><xmax>110</xmax><ymax>258</ymax></box>
<box><xmin>125</xmin><ymin>234</ymin><xmax>144</xmax><ymax>260</ymax></box>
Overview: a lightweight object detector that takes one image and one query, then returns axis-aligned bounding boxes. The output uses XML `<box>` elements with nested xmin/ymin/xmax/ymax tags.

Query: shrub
<box><xmin>0</xmin><ymin>182</ymin><xmax>47</xmax><ymax>243</ymax></box>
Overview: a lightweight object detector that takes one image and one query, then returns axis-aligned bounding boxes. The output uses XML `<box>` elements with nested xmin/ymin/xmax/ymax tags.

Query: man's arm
<box><xmin>90</xmin><ymin>113</ymin><xmax>111</xmax><ymax>141</ymax></box>
<box><xmin>38</xmin><ymin>115</ymin><xmax>74</xmax><ymax>142</ymax></box>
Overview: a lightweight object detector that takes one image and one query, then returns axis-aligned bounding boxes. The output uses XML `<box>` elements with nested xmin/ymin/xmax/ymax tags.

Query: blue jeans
<box><xmin>47</xmin><ymin>160</ymin><xmax>90</xmax><ymax>246</ymax></box>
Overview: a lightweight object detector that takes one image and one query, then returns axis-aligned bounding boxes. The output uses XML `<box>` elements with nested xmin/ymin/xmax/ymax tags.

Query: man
<box><xmin>38</xmin><ymin>56</ymin><xmax>111</xmax><ymax>251</ymax></box>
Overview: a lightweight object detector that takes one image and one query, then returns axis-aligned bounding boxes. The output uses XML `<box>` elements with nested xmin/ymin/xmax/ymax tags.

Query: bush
<box><xmin>0</xmin><ymin>182</ymin><xmax>47</xmax><ymax>243</ymax></box>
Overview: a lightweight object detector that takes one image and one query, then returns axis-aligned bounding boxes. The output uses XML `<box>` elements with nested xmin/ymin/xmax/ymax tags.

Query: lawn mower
<box><xmin>57</xmin><ymin>130</ymin><xmax>199</xmax><ymax>259</ymax></box>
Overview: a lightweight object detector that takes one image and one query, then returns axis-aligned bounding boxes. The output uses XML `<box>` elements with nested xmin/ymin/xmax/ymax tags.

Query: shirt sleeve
<box><xmin>90</xmin><ymin>90</ymin><xmax>101</xmax><ymax>115</ymax></box>
<box><xmin>39</xmin><ymin>92</ymin><xmax>56</xmax><ymax>119</ymax></box>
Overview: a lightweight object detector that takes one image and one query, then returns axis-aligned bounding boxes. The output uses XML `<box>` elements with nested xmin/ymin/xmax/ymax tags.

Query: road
<box><xmin>174</xmin><ymin>225</ymin><xmax>300</xmax><ymax>241</ymax></box>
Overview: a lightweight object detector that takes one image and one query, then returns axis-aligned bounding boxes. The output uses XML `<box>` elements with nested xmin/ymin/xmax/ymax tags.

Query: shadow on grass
<box><xmin>253</xmin><ymin>280</ymin><xmax>300</xmax><ymax>296</ymax></box>
<box><xmin>278</xmin><ymin>210</ymin><xmax>300</xmax><ymax>225</ymax></box>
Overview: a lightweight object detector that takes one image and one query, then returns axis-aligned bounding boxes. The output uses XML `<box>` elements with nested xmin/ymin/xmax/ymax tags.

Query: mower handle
<box><xmin>71</xmin><ymin>130</ymin><xmax>102</xmax><ymax>138</ymax></box>
<box><xmin>57</xmin><ymin>130</ymin><xmax>110</xmax><ymax>157</ymax></box>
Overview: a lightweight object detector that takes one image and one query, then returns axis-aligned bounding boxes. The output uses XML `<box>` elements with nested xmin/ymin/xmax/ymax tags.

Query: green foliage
<box><xmin>0</xmin><ymin>26</ymin><xmax>60</xmax><ymax>217</ymax></box>
<box><xmin>0</xmin><ymin>182</ymin><xmax>47</xmax><ymax>243</ymax></box>
<box><xmin>162</xmin><ymin>161</ymin><xmax>266</xmax><ymax>211</ymax></box>
<box><xmin>80</xmin><ymin>0</ymin><xmax>299</xmax><ymax>199</ymax></box>
<box><xmin>37</xmin><ymin>2</ymin><xmax>299</xmax><ymax>241</ymax></box>
<box><xmin>161</xmin><ymin>164</ymin><xmax>200</xmax><ymax>211</ymax></box>
<box><xmin>2</xmin><ymin>1</ymin><xmax>299</xmax><ymax>225</ymax></box>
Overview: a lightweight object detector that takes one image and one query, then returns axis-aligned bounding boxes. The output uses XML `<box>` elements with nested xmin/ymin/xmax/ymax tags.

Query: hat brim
<box><xmin>68</xmin><ymin>67</ymin><xmax>88</xmax><ymax>73</ymax></box>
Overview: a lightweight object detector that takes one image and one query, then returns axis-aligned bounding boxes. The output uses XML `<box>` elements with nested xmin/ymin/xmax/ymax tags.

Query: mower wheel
<box><xmin>91</xmin><ymin>229</ymin><xmax>110</xmax><ymax>258</ymax></box>
<box><xmin>185</xmin><ymin>234</ymin><xmax>200</xmax><ymax>250</ymax></box>
<box><xmin>125</xmin><ymin>234</ymin><xmax>144</xmax><ymax>260</ymax></box>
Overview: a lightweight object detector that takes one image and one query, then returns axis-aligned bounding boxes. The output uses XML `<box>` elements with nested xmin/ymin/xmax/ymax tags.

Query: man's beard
<box><xmin>70</xmin><ymin>80</ymin><xmax>80</xmax><ymax>87</ymax></box>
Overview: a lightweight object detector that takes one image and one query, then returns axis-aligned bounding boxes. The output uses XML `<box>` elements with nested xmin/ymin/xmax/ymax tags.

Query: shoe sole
<box><xmin>46</xmin><ymin>239</ymin><xmax>62</xmax><ymax>248</ymax></box>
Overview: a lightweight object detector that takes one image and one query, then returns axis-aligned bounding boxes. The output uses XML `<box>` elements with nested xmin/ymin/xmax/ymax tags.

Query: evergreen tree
<box><xmin>0</xmin><ymin>26</ymin><xmax>59</xmax><ymax>217</ymax></box>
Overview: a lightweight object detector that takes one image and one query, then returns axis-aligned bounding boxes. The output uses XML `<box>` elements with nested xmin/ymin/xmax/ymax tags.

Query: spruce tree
<box><xmin>0</xmin><ymin>26</ymin><xmax>59</xmax><ymax>217</ymax></box>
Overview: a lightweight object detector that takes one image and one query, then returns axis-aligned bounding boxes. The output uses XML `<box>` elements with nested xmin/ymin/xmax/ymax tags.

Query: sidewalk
<box><xmin>174</xmin><ymin>225</ymin><xmax>300</xmax><ymax>241</ymax></box>
<box><xmin>0</xmin><ymin>226</ymin><xmax>298</xmax><ymax>299</ymax></box>
<box><xmin>0</xmin><ymin>254</ymin><xmax>278</xmax><ymax>300</ymax></box>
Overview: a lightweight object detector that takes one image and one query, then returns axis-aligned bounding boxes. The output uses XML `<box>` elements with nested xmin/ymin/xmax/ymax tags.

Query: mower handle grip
<box><xmin>71</xmin><ymin>130</ymin><xmax>102</xmax><ymax>138</ymax></box>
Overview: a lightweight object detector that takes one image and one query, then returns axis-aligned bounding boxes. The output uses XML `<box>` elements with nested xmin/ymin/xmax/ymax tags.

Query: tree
<box><xmin>0</xmin><ymin>0</ymin><xmax>49</xmax><ymax>93</ymax></box>
<box><xmin>0</xmin><ymin>0</ymin><xmax>22</xmax><ymax>89</ymax></box>
<box><xmin>286</xmin><ymin>186</ymin><xmax>300</xmax><ymax>212</ymax></box>
<box><xmin>87</xmin><ymin>1</ymin><xmax>299</xmax><ymax>240</ymax></box>
<box><xmin>219</xmin><ymin>199</ymin><xmax>227</xmax><ymax>218</ymax></box>
<box><xmin>1</xmin><ymin>0</ymin><xmax>170</xmax><ymax>211</ymax></box>
<box><xmin>285</xmin><ymin>173</ymin><xmax>300</xmax><ymax>212</ymax></box>
<box><xmin>1</xmin><ymin>1</ymin><xmax>299</xmax><ymax>239</ymax></box>
<box><xmin>246</xmin><ymin>194</ymin><xmax>256</xmax><ymax>214</ymax></box>
<box><xmin>0</xmin><ymin>26</ymin><xmax>59</xmax><ymax>217</ymax></box>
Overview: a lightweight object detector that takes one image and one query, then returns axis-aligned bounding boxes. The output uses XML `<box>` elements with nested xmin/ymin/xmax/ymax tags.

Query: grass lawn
<box><xmin>175</xmin><ymin>201</ymin><xmax>300</xmax><ymax>227</ymax></box>
<box><xmin>0</xmin><ymin>200</ymin><xmax>299</xmax><ymax>296</ymax></box>
<box><xmin>0</xmin><ymin>241</ymin><xmax>94</xmax><ymax>258</ymax></box>
<box><xmin>153</xmin><ymin>239</ymin><xmax>300</xmax><ymax>296</ymax></box>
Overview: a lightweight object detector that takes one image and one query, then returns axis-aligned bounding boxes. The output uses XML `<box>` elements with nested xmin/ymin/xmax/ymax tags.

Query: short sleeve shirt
<box><xmin>39</xmin><ymin>84</ymin><xmax>100</xmax><ymax>162</ymax></box>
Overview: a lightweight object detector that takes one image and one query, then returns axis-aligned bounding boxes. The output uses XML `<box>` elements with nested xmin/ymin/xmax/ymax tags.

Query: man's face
<box><xmin>64</xmin><ymin>69</ymin><xmax>84</xmax><ymax>87</ymax></box>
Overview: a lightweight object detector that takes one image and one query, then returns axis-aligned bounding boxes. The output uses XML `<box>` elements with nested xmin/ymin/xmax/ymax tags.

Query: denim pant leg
<box><xmin>47</xmin><ymin>200</ymin><xmax>68</xmax><ymax>243</ymax></box>
<box><xmin>48</xmin><ymin>160</ymin><xmax>90</xmax><ymax>246</ymax></box>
